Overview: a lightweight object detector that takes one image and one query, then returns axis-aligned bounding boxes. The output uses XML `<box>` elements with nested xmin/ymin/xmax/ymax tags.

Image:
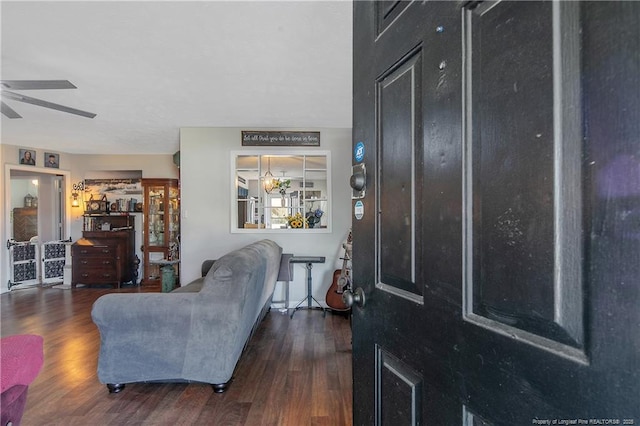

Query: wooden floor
<box><xmin>1</xmin><ymin>285</ymin><xmax>353</xmax><ymax>425</ymax></box>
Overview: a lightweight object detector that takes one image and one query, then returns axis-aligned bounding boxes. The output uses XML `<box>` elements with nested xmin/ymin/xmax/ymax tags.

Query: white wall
<box><xmin>180</xmin><ymin>127</ymin><xmax>352</xmax><ymax>307</ymax></box>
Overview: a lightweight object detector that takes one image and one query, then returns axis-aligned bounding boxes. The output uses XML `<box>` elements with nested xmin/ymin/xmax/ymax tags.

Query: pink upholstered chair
<box><xmin>1</xmin><ymin>334</ymin><xmax>44</xmax><ymax>426</ymax></box>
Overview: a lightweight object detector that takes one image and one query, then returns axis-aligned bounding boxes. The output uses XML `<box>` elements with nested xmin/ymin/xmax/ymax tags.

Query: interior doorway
<box><xmin>4</xmin><ymin>164</ymin><xmax>71</xmax><ymax>290</ymax></box>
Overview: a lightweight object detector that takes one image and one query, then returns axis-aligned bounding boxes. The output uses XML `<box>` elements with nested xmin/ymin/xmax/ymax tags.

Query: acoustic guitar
<box><xmin>325</xmin><ymin>231</ymin><xmax>352</xmax><ymax>312</ymax></box>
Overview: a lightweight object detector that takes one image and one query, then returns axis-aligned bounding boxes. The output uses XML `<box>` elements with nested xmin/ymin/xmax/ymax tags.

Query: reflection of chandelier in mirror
<box><xmin>264</xmin><ymin>157</ymin><xmax>275</xmax><ymax>194</ymax></box>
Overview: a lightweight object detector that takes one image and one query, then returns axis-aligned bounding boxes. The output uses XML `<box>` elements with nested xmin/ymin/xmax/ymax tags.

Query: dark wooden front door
<box><xmin>351</xmin><ymin>1</ymin><xmax>639</xmax><ymax>424</ymax></box>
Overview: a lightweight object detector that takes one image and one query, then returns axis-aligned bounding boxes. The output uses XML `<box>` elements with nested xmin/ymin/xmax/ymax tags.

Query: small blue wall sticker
<box><xmin>354</xmin><ymin>141</ymin><xmax>365</xmax><ymax>163</ymax></box>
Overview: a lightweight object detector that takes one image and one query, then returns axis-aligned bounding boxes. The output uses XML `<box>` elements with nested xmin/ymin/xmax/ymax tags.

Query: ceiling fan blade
<box><xmin>2</xmin><ymin>90</ymin><xmax>96</xmax><ymax>119</ymax></box>
<box><xmin>1</xmin><ymin>80</ymin><xmax>77</xmax><ymax>90</ymax></box>
<box><xmin>1</xmin><ymin>101</ymin><xmax>22</xmax><ymax>118</ymax></box>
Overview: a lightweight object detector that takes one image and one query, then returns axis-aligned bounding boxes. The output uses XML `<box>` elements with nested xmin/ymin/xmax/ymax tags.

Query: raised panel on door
<box><xmin>461</xmin><ymin>1</ymin><xmax>586</xmax><ymax>421</ymax></box>
<box><xmin>458</xmin><ymin>1</ymin><xmax>640</xmax><ymax>422</ymax></box>
<box><xmin>463</xmin><ymin>1</ymin><xmax>585</xmax><ymax>357</ymax></box>
<box><xmin>378</xmin><ymin>47</ymin><xmax>424</xmax><ymax>300</ymax></box>
<box><xmin>375</xmin><ymin>1</ymin><xmax>412</xmax><ymax>37</ymax></box>
<box><xmin>376</xmin><ymin>346</ymin><xmax>423</xmax><ymax>425</ymax></box>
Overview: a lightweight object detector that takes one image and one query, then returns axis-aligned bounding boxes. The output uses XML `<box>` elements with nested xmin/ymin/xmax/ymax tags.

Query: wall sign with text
<box><xmin>241</xmin><ymin>131</ymin><xmax>320</xmax><ymax>147</ymax></box>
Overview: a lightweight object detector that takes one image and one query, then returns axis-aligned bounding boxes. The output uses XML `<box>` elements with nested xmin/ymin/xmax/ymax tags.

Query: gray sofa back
<box><xmin>92</xmin><ymin>239</ymin><xmax>282</xmax><ymax>388</ymax></box>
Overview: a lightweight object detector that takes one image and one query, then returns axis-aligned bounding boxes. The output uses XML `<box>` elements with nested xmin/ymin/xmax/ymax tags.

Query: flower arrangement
<box><xmin>305</xmin><ymin>208</ymin><xmax>324</xmax><ymax>228</ymax></box>
<box><xmin>286</xmin><ymin>212</ymin><xmax>307</xmax><ymax>228</ymax></box>
<box><xmin>273</xmin><ymin>179</ymin><xmax>291</xmax><ymax>196</ymax></box>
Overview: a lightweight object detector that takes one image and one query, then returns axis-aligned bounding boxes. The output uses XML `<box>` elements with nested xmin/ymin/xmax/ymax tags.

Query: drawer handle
<box><xmin>102</xmin><ymin>274</ymin><xmax>112</xmax><ymax>278</ymax></box>
<box><xmin>80</xmin><ymin>249</ymin><xmax>89</xmax><ymax>254</ymax></box>
<box><xmin>81</xmin><ymin>260</ymin><xmax>88</xmax><ymax>265</ymax></box>
<box><xmin>101</xmin><ymin>249</ymin><xmax>110</xmax><ymax>254</ymax></box>
<box><xmin>81</xmin><ymin>273</ymin><xmax>89</xmax><ymax>278</ymax></box>
<box><xmin>102</xmin><ymin>260</ymin><xmax>112</xmax><ymax>265</ymax></box>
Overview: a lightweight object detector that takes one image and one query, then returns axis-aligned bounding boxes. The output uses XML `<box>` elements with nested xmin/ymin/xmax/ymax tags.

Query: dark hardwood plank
<box><xmin>1</xmin><ymin>287</ymin><xmax>353</xmax><ymax>425</ymax></box>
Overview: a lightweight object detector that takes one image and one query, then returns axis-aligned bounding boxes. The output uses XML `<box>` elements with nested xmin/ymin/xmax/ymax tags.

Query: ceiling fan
<box><xmin>1</xmin><ymin>80</ymin><xmax>96</xmax><ymax>119</ymax></box>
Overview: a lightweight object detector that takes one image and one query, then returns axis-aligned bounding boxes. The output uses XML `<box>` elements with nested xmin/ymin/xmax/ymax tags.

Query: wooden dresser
<box><xmin>12</xmin><ymin>207</ymin><xmax>38</xmax><ymax>242</ymax></box>
<box><xmin>72</xmin><ymin>239</ymin><xmax>120</xmax><ymax>288</ymax></box>
<box><xmin>71</xmin><ymin>229</ymin><xmax>135</xmax><ymax>288</ymax></box>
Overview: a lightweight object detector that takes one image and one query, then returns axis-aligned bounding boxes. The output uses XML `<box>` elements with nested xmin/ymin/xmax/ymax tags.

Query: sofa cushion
<box><xmin>171</xmin><ymin>264</ymin><xmax>233</xmax><ymax>293</ymax></box>
<box><xmin>171</xmin><ymin>277</ymin><xmax>204</xmax><ymax>293</ymax></box>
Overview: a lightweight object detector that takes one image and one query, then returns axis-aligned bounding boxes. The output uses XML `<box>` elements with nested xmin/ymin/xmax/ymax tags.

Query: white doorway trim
<box><xmin>3</xmin><ymin>164</ymin><xmax>71</xmax><ymax>293</ymax></box>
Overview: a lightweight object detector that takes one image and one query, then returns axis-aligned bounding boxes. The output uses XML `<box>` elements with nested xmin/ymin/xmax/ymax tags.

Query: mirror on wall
<box><xmin>10</xmin><ymin>177</ymin><xmax>40</xmax><ymax>242</ymax></box>
<box><xmin>233</xmin><ymin>152</ymin><xmax>330</xmax><ymax>232</ymax></box>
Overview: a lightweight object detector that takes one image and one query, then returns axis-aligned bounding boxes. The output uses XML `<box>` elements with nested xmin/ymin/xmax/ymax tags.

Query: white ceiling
<box><xmin>0</xmin><ymin>1</ymin><xmax>353</xmax><ymax>154</ymax></box>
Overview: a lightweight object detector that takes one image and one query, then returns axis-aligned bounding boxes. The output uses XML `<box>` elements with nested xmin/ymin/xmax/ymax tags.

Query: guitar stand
<box><xmin>289</xmin><ymin>257</ymin><xmax>326</xmax><ymax>319</ymax></box>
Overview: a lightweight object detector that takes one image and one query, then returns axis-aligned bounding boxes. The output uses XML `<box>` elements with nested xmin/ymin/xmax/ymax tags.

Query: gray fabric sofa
<box><xmin>91</xmin><ymin>239</ymin><xmax>282</xmax><ymax>393</ymax></box>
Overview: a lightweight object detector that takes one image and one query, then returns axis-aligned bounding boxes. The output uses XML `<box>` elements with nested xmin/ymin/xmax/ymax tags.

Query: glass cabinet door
<box><xmin>142</xmin><ymin>178</ymin><xmax>180</xmax><ymax>286</ymax></box>
<box><xmin>167</xmin><ymin>185</ymin><xmax>180</xmax><ymax>251</ymax></box>
<box><xmin>147</xmin><ymin>184</ymin><xmax>165</xmax><ymax>247</ymax></box>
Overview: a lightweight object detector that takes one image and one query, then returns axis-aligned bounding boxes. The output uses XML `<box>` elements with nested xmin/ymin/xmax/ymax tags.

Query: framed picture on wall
<box><xmin>44</xmin><ymin>152</ymin><xmax>60</xmax><ymax>169</ymax></box>
<box><xmin>19</xmin><ymin>149</ymin><xmax>36</xmax><ymax>166</ymax></box>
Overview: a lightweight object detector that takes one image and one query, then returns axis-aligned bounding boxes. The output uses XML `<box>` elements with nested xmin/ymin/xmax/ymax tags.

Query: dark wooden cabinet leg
<box><xmin>106</xmin><ymin>383</ymin><xmax>125</xmax><ymax>393</ymax></box>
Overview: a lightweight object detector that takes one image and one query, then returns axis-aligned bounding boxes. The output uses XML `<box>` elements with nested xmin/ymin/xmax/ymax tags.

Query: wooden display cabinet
<box><xmin>142</xmin><ymin>179</ymin><xmax>180</xmax><ymax>285</ymax></box>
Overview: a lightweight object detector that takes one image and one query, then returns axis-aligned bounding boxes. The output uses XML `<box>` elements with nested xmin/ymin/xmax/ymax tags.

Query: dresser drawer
<box><xmin>73</xmin><ymin>245</ymin><xmax>115</xmax><ymax>258</ymax></box>
<box><xmin>74</xmin><ymin>269</ymin><xmax>118</xmax><ymax>284</ymax></box>
<box><xmin>75</xmin><ymin>258</ymin><xmax>117</xmax><ymax>269</ymax></box>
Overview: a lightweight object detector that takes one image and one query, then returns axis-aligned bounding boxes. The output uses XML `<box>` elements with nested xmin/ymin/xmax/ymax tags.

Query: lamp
<box><xmin>71</xmin><ymin>181</ymin><xmax>84</xmax><ymax>207</ymax></box>
<box><xmin>264</xmin><ymin>157</ymin><xmax>275</xmax><ymax>194</ymax></box>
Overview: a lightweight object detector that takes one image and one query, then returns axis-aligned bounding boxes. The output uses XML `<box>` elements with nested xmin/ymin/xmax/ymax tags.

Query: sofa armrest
<box><xmin>92</xmin><ymin>293</ymin><xmax>196</xmax><ymax>332</ymax></box>
<box><xmin>92</xmin><ymin>293</ymin><xmax>200</xmax><ymax>384</ymax></box>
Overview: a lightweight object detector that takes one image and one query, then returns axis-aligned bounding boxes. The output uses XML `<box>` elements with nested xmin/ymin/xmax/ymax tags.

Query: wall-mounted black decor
<box><xmin>241</xmin><ymin>131</ymin><xmax>320</xmax><ymax>147</ymax></box>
